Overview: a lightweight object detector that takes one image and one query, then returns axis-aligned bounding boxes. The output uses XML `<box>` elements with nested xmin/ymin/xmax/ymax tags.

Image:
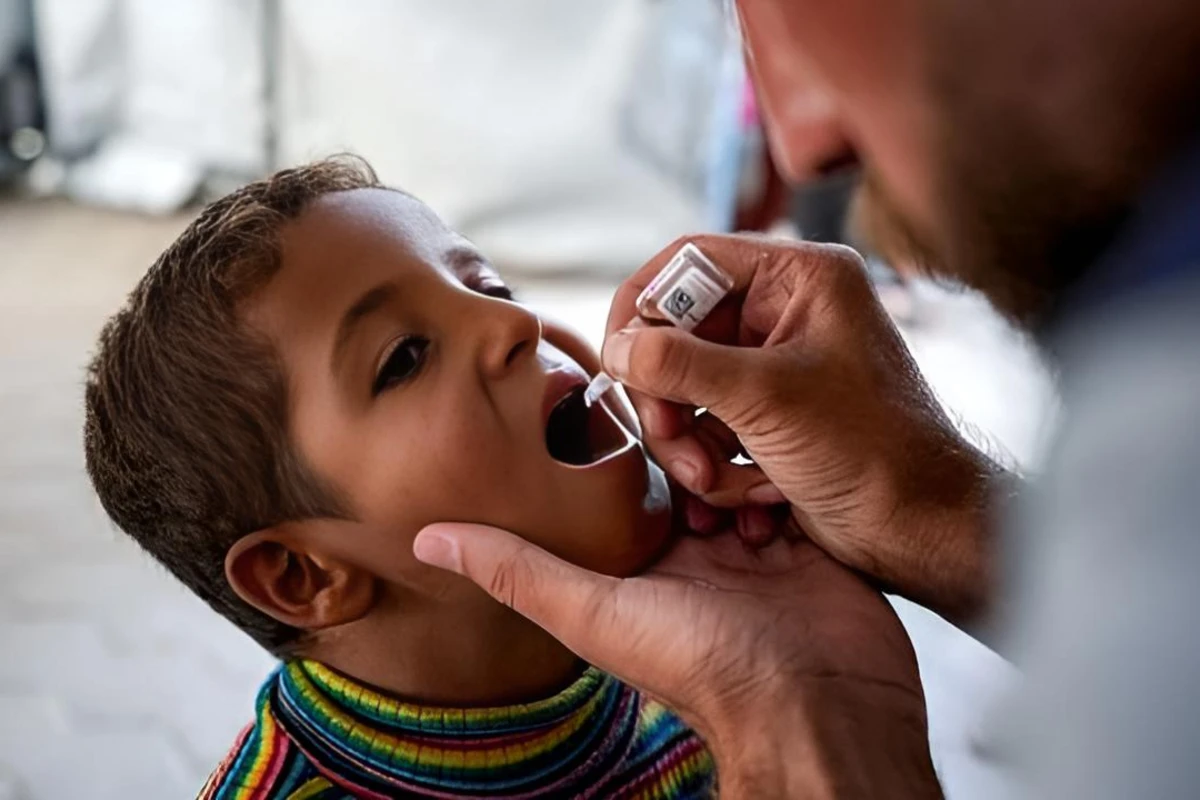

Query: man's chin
<box><xmin>847</xmin><ymin>171</ymin><xmax>1059</xmax><ymax>329</ymax></box>
<box><xmin>847</xmin><ymin>172</ymin><xmax>943</xmax><ymax>280</ymax></box>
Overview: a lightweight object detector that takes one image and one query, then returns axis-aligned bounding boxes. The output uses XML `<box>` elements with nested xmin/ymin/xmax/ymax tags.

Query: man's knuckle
<box><xmin>720</xmin><ymin>355</ymin><xmax>792</xmax><ymax>432</ymax></box>
<box><xmin>827</xmin><ymin>247</ymin><xmax>873</xmax><ymax>293</ymax></box>
<box><xmin>668</xmin><ymin>233</ymin><xmax>697</xmax><ymax>252</ymax></box>
<box><xmin>487</xmin><ymin>553</ymin><xmax>534</xmax><ymax>610</ymax></box>
<box><xmin>577</xmin><ymin>582</ymin><xmax>617</xmax><ymax>638</ymax></box>
<box><xmin>707</xmin><ymin>361</ymin><xmax>768</xmax><ymax>431</ymax></box>
<box><xmin>824</xmin><ymin>242</ymin><xmax>868</xmax><ymax>270</ymax></box>
<box><xmin>634</xmin><ymin>333</ymin><xmax>690</xmax><ymax>394</ymax></box>
<box><xmin>747</xmin><ymin>360</ymin><xmax>784</xmax><ymax>401</ymax></box>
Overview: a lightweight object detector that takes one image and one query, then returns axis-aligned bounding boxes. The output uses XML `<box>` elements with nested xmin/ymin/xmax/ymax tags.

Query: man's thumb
<box><xmin>413</xmin><ymin>522</ymin><xmax>620</xmax><ymax>668</ymax></box>
<box><xmin>603</xmin><ymin>326</ymin><xmax>761</xmax><ymax>415</ymax></box>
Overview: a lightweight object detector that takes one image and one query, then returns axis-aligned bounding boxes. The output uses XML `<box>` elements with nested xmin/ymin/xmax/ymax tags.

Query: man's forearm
<box><xmin>889</xmin><ymin>448</ymin><xmax>1018</xmax><ymax>638</ymax></box>
<box><xmin>709</xmin><ymin>680</ymin><xmax>944</xmax><ymax>799</ymax></box>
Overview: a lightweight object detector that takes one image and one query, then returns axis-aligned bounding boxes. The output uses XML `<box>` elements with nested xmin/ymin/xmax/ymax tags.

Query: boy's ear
<box><xmin>225</xmin><ymin>527</ymin><xmax>375</xmax><ymax>632</ymax></box>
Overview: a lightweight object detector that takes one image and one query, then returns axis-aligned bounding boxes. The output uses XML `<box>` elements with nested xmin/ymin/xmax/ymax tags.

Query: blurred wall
<box><xmin>0</xmin><ymin>0</ymin><xmax>31</xmax><ymax>68</ymax></box>
<box><xmin>31</xmin><ymin>0</ymin><xmax>733</xmax><ymax>271</ymax></box>
<box><xmin>277</xmin><ymin>0</ymin><xmax>727</xmax><ymax>273</ymax></box>
<box><xmin>34</xmin><ymin>0</ymin><xmax>267</xmax><ymax>172</ymax></box>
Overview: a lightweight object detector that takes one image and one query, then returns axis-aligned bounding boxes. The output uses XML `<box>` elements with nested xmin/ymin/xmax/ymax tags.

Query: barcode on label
<box><xmin>656</xmin><ymin>266</ymin><xmax>725</xmax><ymax>330</ymax></box>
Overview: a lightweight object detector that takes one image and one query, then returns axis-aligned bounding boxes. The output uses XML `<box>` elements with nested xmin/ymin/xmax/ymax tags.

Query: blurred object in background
<box><xmin>276</xmin><ymin>0</ymin><xmax>737</xmax><ymax>275</ymax></box>
<box><xmin>26</xmin><ymin>0</ymin><xmax>745</xmax><ymax>273</ymax></box>
<box><xmin>789</xmin><ymin>164</ymin><xmax>858</xmax><ymax>245</ymax></box>
<box><xmin>32</xmin><ymin>0</ymin><xmax>268</xmax><ymax>212</ymax></box>
<box><xmin>0</xmin><ymin>0</ymin><xmax>43</xmax><ymax>185</ymax></box>
<box><xmin>789</xmin><ymin>165</ymin><xmax>918</xmax><ymax>323</ymax></box>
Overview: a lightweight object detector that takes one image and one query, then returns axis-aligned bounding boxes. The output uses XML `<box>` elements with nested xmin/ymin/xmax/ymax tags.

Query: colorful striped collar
<box><xmin>266</xmin><ymin>659</ymin><xmax>645</xmax><ymax>796</ymax></box>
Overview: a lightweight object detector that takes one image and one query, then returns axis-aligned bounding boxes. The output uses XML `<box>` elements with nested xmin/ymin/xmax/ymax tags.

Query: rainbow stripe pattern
<box><xmin>199</xmin><ymin>660</ymin><xmax>715</xmax><ymax>798</ymax></box>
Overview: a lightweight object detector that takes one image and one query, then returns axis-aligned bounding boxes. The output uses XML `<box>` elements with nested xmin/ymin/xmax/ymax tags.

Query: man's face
<box><xmin>245</xmin><ymin>189</ymin><xmax>671</xmax><ymax>605</ymax></box>
<box><xmin>736</xmin><ymin>0</ymin><xmax>1136</xmax><ymax>327</ymax></box>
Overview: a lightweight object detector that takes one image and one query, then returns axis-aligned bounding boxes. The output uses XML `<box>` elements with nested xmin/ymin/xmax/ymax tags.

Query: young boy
<box><xmin>83</xmin><ymin>157</ymin><xmax>716</xmax><ymax>798</ymax></box>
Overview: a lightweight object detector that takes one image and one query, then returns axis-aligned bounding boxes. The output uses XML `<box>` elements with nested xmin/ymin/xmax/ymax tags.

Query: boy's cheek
<box><xmin>512</xmin><ymin>457</ymin><xmax>672</xmax><ymax>577</ymax></box>
<box><xmin>347</xmin><ymin>406</ymin><xmax>670</xmax><ymax>579</ymax></box>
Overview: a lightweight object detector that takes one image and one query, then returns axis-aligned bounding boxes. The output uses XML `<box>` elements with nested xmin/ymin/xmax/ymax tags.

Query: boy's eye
<box><xmin>465</xmin><ymin>273</ymin><xmax>514</xmax><ymax>301</ymax></box>
<box><xmin>478</xmin><ymin>284</ymin><xmax>514</xmax><ymax>301</ymax></box>
<box><xmin>372</xmin><ymin>336</ymin><xmax>429</xmax><ymax>395</ymax></box>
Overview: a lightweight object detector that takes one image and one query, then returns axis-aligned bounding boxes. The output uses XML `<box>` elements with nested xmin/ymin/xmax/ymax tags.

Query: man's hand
<box><xmin>605</xmin><ymin>234</ymin><xmax>1005</xmax><ymax>628</ymax></box>
<box><xmin>413</xmin><ymin>523</ymin><xmax>942</xmax><ymax>799</ymax></box>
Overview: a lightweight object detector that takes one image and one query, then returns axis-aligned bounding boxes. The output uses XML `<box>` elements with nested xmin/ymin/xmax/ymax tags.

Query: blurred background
<box><xmin>0</xmin><ymin>1</ymin><xmax>1055</xmax><ymax>797</ymax></box>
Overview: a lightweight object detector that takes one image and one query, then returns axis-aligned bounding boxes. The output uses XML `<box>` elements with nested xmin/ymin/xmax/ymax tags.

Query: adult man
<box><xmin>414</xmin><ymin>0</ymin><xmax>1200</xmax><ymax>796</ymax></box>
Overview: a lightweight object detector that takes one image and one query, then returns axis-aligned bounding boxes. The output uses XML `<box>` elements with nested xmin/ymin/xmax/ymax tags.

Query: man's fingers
<box><xmin>692</xmin><ymin>411</ymin><xmax>747</xmax><ymax>462</ymax></box>
<box><xmin>603</xmin><ymin>325</ymin><xmax>767</xmax><ymax>421</ymax></box>
<box><xmin>681</xmin><ymin>494</ymin><xmax>733</xmax><ymax>536</ymax></box>
<box><xmin>642</xmin><ymin>433</ymin><xmax>717</xmax><ymax>495</ymax></box>
<box><xmin>625</xmin><ymin>389</ymin><xmax>688</xmax><ymax>440</ymax></box>
<box><xmin>605</xmin><ymin>234</ymin><xmax>779</xmax><ymax>339</ymax></box>
<box><xmin>736</xmin><ymin>505</ymin><xmax>781</xmax><ymax>548</ymax></box>
<box><xmin>605</xmin><ymin>234</ymin><xmax>860</xmax><ymax>341</ymax></box>
<box><xmin>413</xmin><ymin>523</ymin><xmax>621</xmax><ymax>669</ymax></box>
<box><xmin>641</xmin><ymin>407</ymin><xmax>787</xmax><ymax>503</ymax></box>
<box><xmin>699</xmin><ymin>460</ymin><xmax>777</xmax><ymax>507</ymax></box>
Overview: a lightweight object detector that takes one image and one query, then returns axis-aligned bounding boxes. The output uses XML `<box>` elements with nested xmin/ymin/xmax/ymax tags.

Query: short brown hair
<box><xmin>84</xmin><ymin>156</ymin><xmax>383</xmax><ymax>652</ymax></box>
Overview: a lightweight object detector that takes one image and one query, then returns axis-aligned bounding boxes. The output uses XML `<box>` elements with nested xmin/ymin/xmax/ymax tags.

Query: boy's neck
<box><xmin>301</xmin><ymin>594</ymin><xmax>583</xmax><ymax>707</ymax></box>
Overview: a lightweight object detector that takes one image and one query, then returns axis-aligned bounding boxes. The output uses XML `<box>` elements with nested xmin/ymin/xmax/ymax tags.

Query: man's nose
<box><xmin>767</xmin><ymin>86</ymin><xmax>858</xmax><ymax>184</ymax></box>
<box><xmin>474</xmin><ymin>297</ymin><xmax>542</xmax><ymax>380</ymax></box>
<box><xmin>739</xmin><ymin>2</ymin><xmax>857</xmax><ymax>183</ymax></box>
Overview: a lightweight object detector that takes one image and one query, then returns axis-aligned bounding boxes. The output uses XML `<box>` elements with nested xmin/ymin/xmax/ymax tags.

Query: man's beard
<box><xmin>843</xmin><ymin>0</ymin><xmax>1200</xmax><ymax>335</ymax></box>
<box><xmin>847</xmin><ymin>153</ymin><xmax>1128</xmax><ymax>334</ymax></box>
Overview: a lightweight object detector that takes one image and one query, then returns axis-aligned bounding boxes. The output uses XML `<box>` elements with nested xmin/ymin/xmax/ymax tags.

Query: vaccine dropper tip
<box><xmin>583</xmin><ymin>372</ymin><xmax>616</xmax><ymax>407</ymax></box>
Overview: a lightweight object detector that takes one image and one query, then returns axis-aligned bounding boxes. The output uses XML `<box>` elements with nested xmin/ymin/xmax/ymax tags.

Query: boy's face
<box><xmin>245</xmin><ymin>189</ymin><xmax>671</xmax><ymax>593</ymax></box>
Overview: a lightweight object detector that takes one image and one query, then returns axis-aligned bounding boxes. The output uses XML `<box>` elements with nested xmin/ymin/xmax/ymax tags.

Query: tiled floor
<box><xmin>0</xmin><ymin>197</ymin><xmax>1054</xmax><ymax>798</ymax></box>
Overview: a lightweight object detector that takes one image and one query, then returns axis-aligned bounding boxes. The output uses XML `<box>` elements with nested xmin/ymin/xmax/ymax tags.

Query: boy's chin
<box><xmin>580</xmin><ymin>458</ymin><xmax>673</xmax><ymax>578</ymax></box>
<box><xmin>511</xmin><ymin>445</ymin><xmax>673</xmax><ymax>579</ymax></box>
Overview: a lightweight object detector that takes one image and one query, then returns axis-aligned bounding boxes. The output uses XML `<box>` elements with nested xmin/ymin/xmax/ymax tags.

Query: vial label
<box><xmin>637</xmin><ymin>243</ymin><xmax>735</xmax><ymax>332</ymax></box>
<box><xmin>656</xmin><ymin>267</ymin><xmax>726</xmax><ymax>330</ymax></box>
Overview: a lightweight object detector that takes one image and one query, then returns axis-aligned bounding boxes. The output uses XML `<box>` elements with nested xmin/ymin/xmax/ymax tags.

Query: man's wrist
<box><xmin>889</xmin><ymin>442</ymin><xmax>1013</xmax><ymax>631</ymax></box>
<box><xmin>704</xmin><ymin>678</ymin><xmax>943</xmax><ymax>799</ymax></box>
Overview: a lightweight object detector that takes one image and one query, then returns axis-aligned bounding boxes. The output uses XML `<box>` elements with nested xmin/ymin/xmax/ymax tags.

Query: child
<box><xmin>83</xmin><ymin>157</ymin><xmax>716</xmax><ymax>798</ymax></box>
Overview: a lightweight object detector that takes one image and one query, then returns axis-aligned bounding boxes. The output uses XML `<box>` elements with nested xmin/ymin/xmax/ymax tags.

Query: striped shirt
<box><xmin>199</xmin><ymin>660</ymin><xmax>716</xmax><ymax>799</ymax></box>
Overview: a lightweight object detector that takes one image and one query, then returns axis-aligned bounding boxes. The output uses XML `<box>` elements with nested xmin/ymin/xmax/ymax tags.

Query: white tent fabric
<box><xmin>31</xmin><ymin>0</ymin><xmax>732</xmax><ymax>271</ymax></box>
<box><xmin>0</xmin><ymin>0</ymin><xmax>29</xmax><ymax>71</ymax></box>
<box><xmin>33</xmin><ymin>0</ymin><xmax>266</xmax><ymax>211</ymax></box>
<box><xmin>275</xmin><ymin>0</ymin><xmax>728</xmax><ymax>273</ymax></box>
<box><xmin>34</xmin><ymin>0</ymin><xmax>266</xmax><ymax>171</ymax></box>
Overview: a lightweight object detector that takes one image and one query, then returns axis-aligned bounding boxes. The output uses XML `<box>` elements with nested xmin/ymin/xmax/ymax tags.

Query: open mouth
<box><xmin>544</xmin><ymin>386</ymin><xmax>630</xmax><ymax>466</ymax></box>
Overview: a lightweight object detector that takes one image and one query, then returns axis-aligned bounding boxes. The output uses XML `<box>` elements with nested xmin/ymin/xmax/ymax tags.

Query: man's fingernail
<box><xmin>413</xmin><ymin>529</ymin><xmax>463</xmax><ymax>573</ymax></box>
<box><xmin>746</xmin><ymin>482</ymin><xmax>786</xmax><ymax>505</ymax></box>
<box><xmin>603</xmin><ymin>331</ymin><xmax>634</xmax><ymax>379</ymax></box>
<box><xmin>671</xmin><ymin>456</ymin><xmax>702</xmax><ymax>489</ymax></box>
<box><xmin>685</xmin><ymin>496</ymin><xmax>723</xmax><ymax>534</ymax></box>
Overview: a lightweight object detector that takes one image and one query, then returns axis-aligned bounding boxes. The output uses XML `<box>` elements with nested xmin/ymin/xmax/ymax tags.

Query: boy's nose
<box><xmin>476</xmin><ymin>298</ymin><xmax>542</xmax><ymax>380</ymax></box>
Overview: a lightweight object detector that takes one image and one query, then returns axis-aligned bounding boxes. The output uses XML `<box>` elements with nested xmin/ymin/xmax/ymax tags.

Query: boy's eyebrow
<box><xmin>332</xmin><ymin>282</ymin><xmax>397</xmax><ymax>371</ymax></box>
<box><xmin>444</xmin><ymin>244</ymin><xmax>487</xmax><ymax>272</ymax></box>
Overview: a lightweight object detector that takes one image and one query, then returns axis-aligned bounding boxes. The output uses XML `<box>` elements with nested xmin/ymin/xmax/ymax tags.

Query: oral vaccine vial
<box><xmin>584</xmin><ymin>242</ymin><xmax>735</xmax><ymax>407</ymax></box>
<box><xmin>634</xmin><ymin>242</ymin><xmax>735</xmax><ymax>331</ymax></box>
